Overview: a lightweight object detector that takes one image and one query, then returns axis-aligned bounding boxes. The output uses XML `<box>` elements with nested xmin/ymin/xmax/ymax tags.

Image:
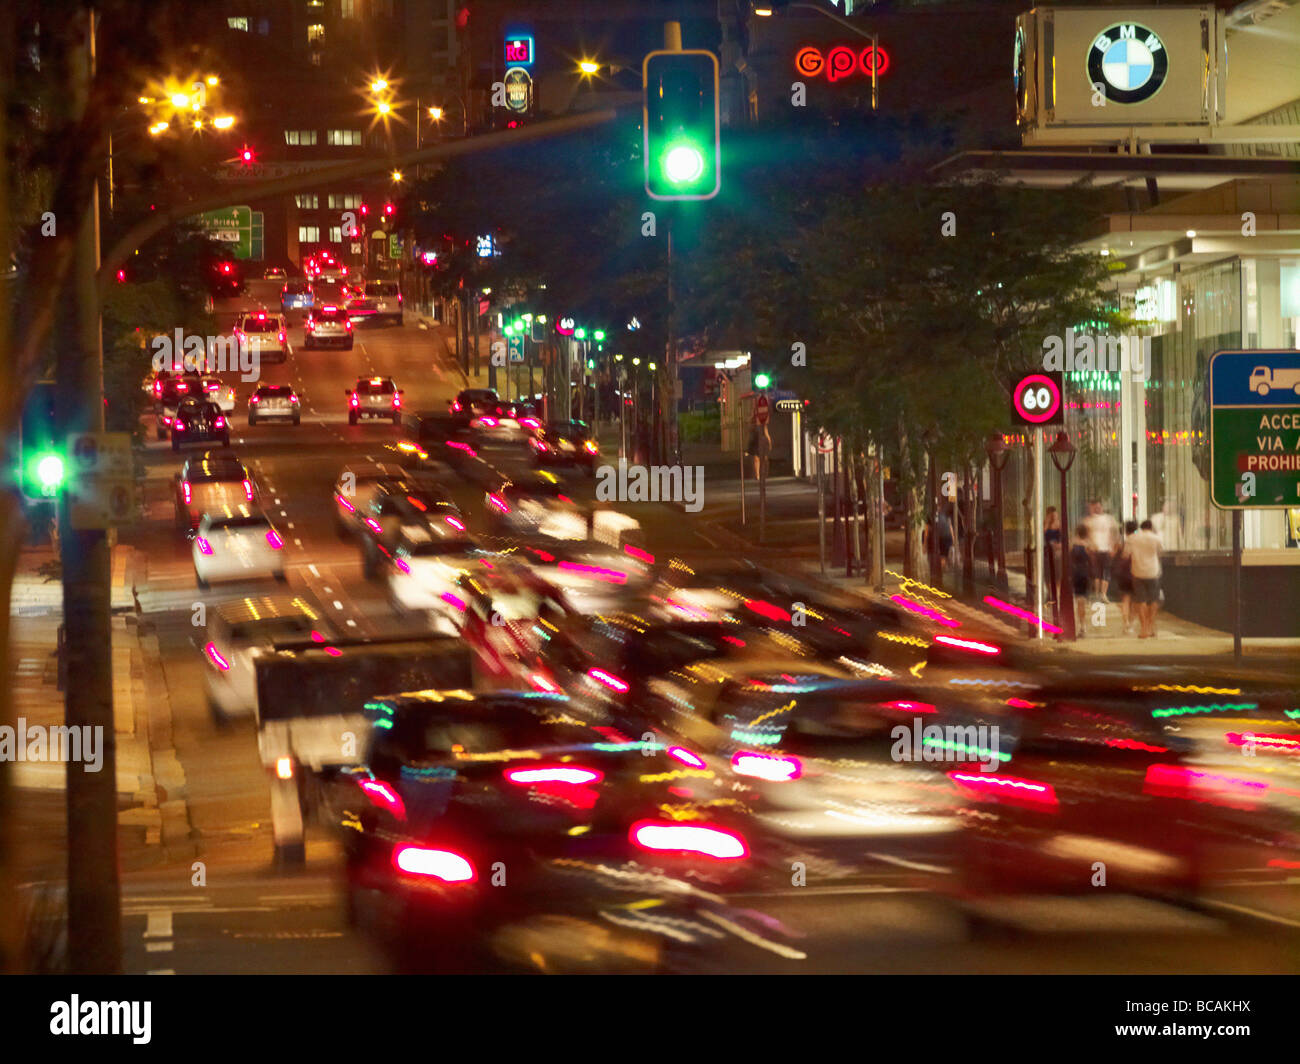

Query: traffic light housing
<box><xmin>643</xmin><ymin>50</ymin><xmax>721</xmax><ymax>201</ymax></box>
<box><xmin>18</xmin><ymin>382</ymin><xmax>65</xmax><ymax>500</ymax></box>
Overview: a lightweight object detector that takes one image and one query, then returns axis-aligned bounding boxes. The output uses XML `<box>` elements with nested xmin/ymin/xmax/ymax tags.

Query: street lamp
<box><xmin>984</xmin><ymin>433</ymin><xmax>1010</xmax><ymax>590</ymax></box>
<box><xmin>1048</xmin><ymin>430</ymin><xmax>1077</xmax><ymax>640</ymax></box>
<box><xmin>578</xmin><ymin>59</ymin><xmax>600</xmax><ymax>75</ymax></box>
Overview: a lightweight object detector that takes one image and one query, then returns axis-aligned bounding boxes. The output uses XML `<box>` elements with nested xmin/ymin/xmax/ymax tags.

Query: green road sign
<box><xmin>507</xmin><ymin>334</ymin><xmax>525</xmax><ymax>363</ymax></box>
<box><xmin>191</xmin><ymin>205</ymin><xmax>254</xmax><ymax>259</ymax></box>
<box><xmin>388</xmin><ymin>233</ymin><xmax>401</xmax><ymax>260</ymax></box>
<box><xmin>1209</xmin><ymin>349</ymin><xmax>1300</xmax><ymax>509</ymax></box>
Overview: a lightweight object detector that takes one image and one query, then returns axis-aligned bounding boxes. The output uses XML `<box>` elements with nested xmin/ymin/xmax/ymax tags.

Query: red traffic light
<box><xmin>115</xmin><ymin>269</ymin><xmax>126</xmax><ymax>283</ymax></box>
<box><xmin>239</xmin><ymin>145</ymin><xmax>255</xmax><ymax>165</ymax></box>
<box><xmin>360</xmin><ymin>204</ymin><xmax>369</xmax><ymax>216</ymax></box>
<box><xmin>220</xmin><ymin>263</ymin><xmax>232</xmax><ymax>274</ymax></box>
<box><xmin>383</xmin><ymin>203</ymin><xmax>394</xmax><ymax>216</ymax></box>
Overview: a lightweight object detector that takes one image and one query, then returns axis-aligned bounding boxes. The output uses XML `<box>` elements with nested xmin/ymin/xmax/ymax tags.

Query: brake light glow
<box><xmin>451</xmin><ymin>400</ymin><xmax>462</xmax><ymax>412</ymax></box>
<box><xmin>445</xmin><ymin>516</ymin><xmax>466</xmax><ymax>531</ymax></box>
<box><xmin>250</xmin><ymin>395</ymin><xmax>259</xmax><ymax>403</ymax></box>
<box><xmin>441</xmin><ymin>592</ymin><xmax>466</xmax><ymax>612</ymax></box>
<box><xmin>392</xmin><ymin>845</ymin><xmax>476</xmax><ymax>883</ymax></box>
<box><xmin>392</xmin><ymin>395</ymin><xmax>401</xmax><ymax>409</ymax></box>
<box><xmin>214</xmin><ymin>417</ymin><xmax>226</xmax><ymax>428</ymax></box>
<box><xmin>624</xmin><ymin>544</ymin><xmax>654</xmax><ymax>563</ymax></box>
<box><xmin>358</xmin><ymin>778</ymin><xmax>406</xmax><ymax>819</ymax></box>
<box><xmin>350</xmin><ymin>396</ymin><xmax>359</xmax><ymax>407</ymax></box>
<box><xmin>667</xmin><ymin>746</ymin><xmax>706</xmax><ymax>769</ymax></box>
<box><xmin>889</xmin><ymin>594</ymin><xmax>961</xmax><ymax>628</ymax></box>
<box><xmin>196</xmin><ymin>537</ymin><xmax>213</xmax><ymax>555</ymax></box>
<box><xmin>732</xmin><ymin>751</ymin><xmax>802</xmax><ymax>782</ymax></box>
<box><xmin>487</xmin><ymin>493</ymin><xmax>510</xmax><ymax>513</ymax></box>
<box><xmin>587</xmin><ymin>668</ymin><xmax>629</xmax><ymax>692</ymax></box>
<box><xmin>276</xmin><ymin>757</ymin><xmax>294</xmax><ymax>780</ymax></box>
<box><xmin>181</xmin><ymin>481</ymin><xmax>192</xmax><ymax>504</ymax></box>
<box><xmin>583</xmin><ymin>440</ymin><xmax>599</xmax><ymax>455</ymax></box>
<box><xmin>204</xmin><ymin>642</ymin><xmax>230</xmax><ymax>671</ymax></box>
<box><xmin>558</xmin><ymin>562</ymin><xmax>627</xmax><ymax>584</ymax></box>
<box><xmin>345</xmin><ymin>321</ymin><xmax>352</xmax><ymax>330</ymax></box>
<box><xmin>745</xmin><ymin>599</ymin><xmax>792</xmax><ymax>623</ymax></box>
<box><xmin>395</xmin><ymin>559</ymin><xmax>410</xmax><ymax>574</ymax></box>
<box><xmin>933</xmin><ymin>634</ymin><xmax>1000</xmax><ymax>656</ymax></box>
<box><xmin>173</xmin><ymin>419</ymin><xmax>186</xmax><ymax>431</ymax></box>
<box><xmin>882</xmin><ymin>700</ymin><xmax>937</xmax><ymax>714</ymax></box>
<box><xmin>948</xmin><ymin>771</ymin><xmax>1059</xmax><ymax>810</ymax></box>
<box><xmin>506</xmin><ymin>767</ymin><xmax>604</xmax><ymax>786</ymax></box>
<box><xmin>630</xmin><ymin>821</ymin><xmax>748</xmax><ymax>861</ymax></box>
<box><xmin>364</xmin><ymin>518</ymin><xmax>382</xmax><ymax>535</ymax></box>
<box><xmin>278</xmin><ymin>331</ymin><xmax>286</xmax><ymax>342</ymax></box>
<box><xmin>336</xmin><ymin>494</ymin><xmax>356</xmax><ymax>512</ymax></box>
<box><xmin>479</xmin><ymin>417</ymin><xmax>499</xmax><ymax>427</ymax></box>
<box><xmin>290</xmin><ymin>395</ymin><xmax>299</xmax><ymax>403</ymax></box>
<box><xmin>519</xmin><ymin>417</ymin><xmax>539</xmax><ymax>429</ymax></box>
<box><xmin>528</xmin><ymin>672</ymin><xmax>561</xmax><ymax>693</ymax></box>
<box><xmin>1225</xmin><ymin>732</ymin><xmax>1300</xmax><ymax>753</ymax></box>
<box><xmin>265</xmin><ymin>530</ymin><xmax>283</xmax><ymax>549</ymax></box>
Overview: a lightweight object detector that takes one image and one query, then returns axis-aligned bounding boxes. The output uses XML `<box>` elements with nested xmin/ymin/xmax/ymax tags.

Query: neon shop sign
<box><xmin>795</xmin><ymin>44</ymin><xmax>890</xmax><ymax>82</ymax></box>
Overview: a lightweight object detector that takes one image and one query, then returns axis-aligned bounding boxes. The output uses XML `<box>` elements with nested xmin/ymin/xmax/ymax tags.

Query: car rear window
<box><xmin>284</xmin><ymin>282</ymin><xmax>308</xmax><ymax>293</ymax></box>
<box><xmin>241</xmin><ymin>319</ymin><xmax>278</xmax><ymax>332</ymax></box>
<box><xmin>462</xmin><ymin>390</ymin><xmax>497</xmax><ymax>403</ymax></box>
<box><xmin>316</xmin><ymin>308</ymin><xmax>345</xmax><ymax>320</ymax></box>
<box><xmin>357</xmin><ymin>380</ymin><xmax>395</xmax><ymax>394</ymax></box>
<box><xmin>208</xmin><ymin>515</ymin><xmax>271</xmax><ymax>531</ymax></box>
<box><xmin>256</xmin><ymin>386</ymin><xmax>293</xmax><ymax>397</ymax></box>
<box><xmin>228</xmin><ymin>617</ymin><xmax>316</xmax><ymax>643</ymax></box>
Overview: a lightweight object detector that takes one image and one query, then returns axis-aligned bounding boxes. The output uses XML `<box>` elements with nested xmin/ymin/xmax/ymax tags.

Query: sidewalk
<box><xmin>10</xmin><ymin>544</ymin><xmax>189</xmax><ymax>877</ymax></box>
<box><xmin>673</xmin><ymin>439</ymin><xmax>1300</xmax><ymax>662</ymax></box>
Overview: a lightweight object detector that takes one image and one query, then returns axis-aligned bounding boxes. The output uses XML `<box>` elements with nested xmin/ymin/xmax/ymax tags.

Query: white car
<box><xmin>193</xmin><ymin>507</ymin><xmax>288</xmax><ymax>588</ymax></box>
<box><xmin>386</xmin><ymin>526</ymin><xmax>486</xmax><ymax>628</ymax></box>
<box><xmin>201</xmin><ymin>376</ymin><xmax>238</xmax><ymax>414</ymax></box>
<box><xmin>234</xmin><ymin>311</ymin><xmax>290</xmax><ymax>363</ymax></box>
<box><xmin>204</xmin><ymin>595</ymin><xmax>331</xmax><ymax>722</ymax></box>
<box><xmin>334</xmin><ymin>462</ymin><xmax>399</xmax><ymax>537</ymax></box>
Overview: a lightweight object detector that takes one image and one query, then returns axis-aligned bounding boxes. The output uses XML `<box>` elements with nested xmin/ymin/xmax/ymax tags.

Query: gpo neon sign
<box><xmin>795</xmin><ymin>44</ymin><xmax>890</xmax><ymax>83</ymax></box>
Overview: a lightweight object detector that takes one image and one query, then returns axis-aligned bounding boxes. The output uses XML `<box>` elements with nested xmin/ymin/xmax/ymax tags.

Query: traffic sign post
<box><xmin>1010</xmin><ymin>371</ymin><xmax>1064</xmax><ymax>636</ymax></box>
<box><xmin>66</xmin><ymin>432</ymin><xmax>133</xmax><ymax>530</ymax></box>
<box><xmin>1209</xmin><ymin>350</ymin><xmax>1300</xmax><ymax>660</ymax></box>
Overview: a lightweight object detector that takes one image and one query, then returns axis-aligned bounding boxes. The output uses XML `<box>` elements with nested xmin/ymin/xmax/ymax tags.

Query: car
<box><xmin>175</xmin><ymin>453</ymin><xmax>256</xmax><ymax>533</ymax></box>
<box><xmin>281</xmin><ymin>280</ymin><xmax>314</xmax><ymax>312</ymax></box>
<box><xmin>248</xmin><ymin>384</ymin><xmax>301</xmax><ymax>426</ymax></box>
<box><xmin>347</xmin><ymin>279</ymin><xmax>402</xmax><ymax>325</ymax></box>
<box><xmin>512</xmin><ymin>539</ymin><xmax>654</xmax><ymax>611</ymax></box>
<box><xmin>200</xmin><ymin>376</ymin><xmax>238</xmax><ymax>414</ymax></box>
<box><xmin>171</xmin><ymin>396</ymin><xmax>230</xmax><ymax>451</ymax></box>
<box><xmin>154</xmin><ymin>374</ymin><xmax>203</xmax><ymax>439</ymax></box>
<box><xmin>530</xmin><ymin>420</ymin><xmax>599</xmax><ymax>471</ymax></box>
<box><xmin>310</xmin><ymin>279</ymin><xmax>350</xmax><ymax>308</ymax></box>
<box><xmin>303</xmin><ymin>304</ymin><xmax>353</xmax><ymax>349</ymax></box>
<box><xmin>234</xmin><ymin>310</ymin><xmax>290</xmax><ymax>363</ymax></box>
<box><xmin>483</xmin><ymin>471</ymin><xmax>583</xmax><ymax>541</ymax></box>
<box><xmin>192</xmin><ymin>505</ymin><xmax>287</xmax><ymax>588</ymax></box>
<box><xmin>468</xmin><ymin>401</ymin><xmax>538</xmax><ymax>446</ymax></box>
<box><xmin>346</xmin><ymin>376</ymin><xmax>403</xmax><ymax>425</ymax></box>
<box><xmin>337</xmin><ymin>690</ymin><xmax>754</xmax><ymax>971</ymax></box>
<box><xmin>451</xmin><ymin>558</ymin><xmax>576</xmax><ymax>678</ymax></box>
<box><xmin>203</xmin><ymin>594</ymin><xmax>332</xmax><ymax>724</ymax></box>
<box><xmin>385</xmin><ymin>525</ymin><xmax>489</xmax><ymax>630</ymax></box>
<box><xmin>263</xmin><ymin>267</ymin><xmax>288</xmax><ymax>281</ymax></box>
<box><xmin>356</xmin><ymin>479</ymin><xmax>469</xmax><ymax>579</ymax></box>
<box><xmin>449</xmin><ymin>388</ymin><xmax>500</xmax><ymax>429</ymax></box>
<box><xmin>333</xmin><ymin>462</ymin><xmax>402</xmax><ymax>538</ymax></box>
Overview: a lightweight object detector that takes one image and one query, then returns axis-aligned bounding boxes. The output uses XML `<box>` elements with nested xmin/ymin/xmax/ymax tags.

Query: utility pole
<box><xmin>60</xmin><ymin>8</ymin><xmax>121</xmax><ymax>974</ymax></box>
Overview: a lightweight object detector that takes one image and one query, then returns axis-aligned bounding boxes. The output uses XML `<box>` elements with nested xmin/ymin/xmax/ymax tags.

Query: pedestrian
<box><xmin>1083</xmin><ymin>499</ymin><xmax>1118</xmax><ymax>603</ymax></box>
<box><xmin>1070</xmin><ymin>523</ymin><xmax>1091</xmax><ymax>636</ymax></box>
<box><xmin>1043</xmin><ymin>506</ymin><xmax>1061</xmax><ymax>604</ymax></box>
<box><xmin>1122</xmin><ymin>518</ymin><xmax>1164</xmax><ymax>639</ymax></box>
<box><xmin>935</xmin><ymin>505</ymin><xmax>954</xmax><ymax>580</ymax></box>
<box><xmin>1113</xmin><ymin>520</ymin><xmax>1137</xmax><ymax>634</ymax></box>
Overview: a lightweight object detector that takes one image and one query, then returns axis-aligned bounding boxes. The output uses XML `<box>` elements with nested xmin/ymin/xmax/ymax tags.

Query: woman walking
<box><xmin>1070</xmin><ymin>523</ymin><xmax>1091</xmax><ymax>637</ymax></box>
<box><xmin>1113</xmin><ymin>520</ymin><xmax>1137</xmax><ymax>634</ymax></box>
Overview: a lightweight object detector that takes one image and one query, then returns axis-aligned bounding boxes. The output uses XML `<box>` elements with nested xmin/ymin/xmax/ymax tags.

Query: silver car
<box><xmin>346</xmin><ymin>376</ymin><xmax>403</xmax><ymax>425</ymax></box>
<box><xmin>303</xmin><ymin>304</ymin><xmax>353</xmax><ymax>350</ymax></box>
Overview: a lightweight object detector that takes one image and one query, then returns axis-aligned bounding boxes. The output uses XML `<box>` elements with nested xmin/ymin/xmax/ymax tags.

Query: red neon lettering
<box><xmin>794</xmin><ymin>45</ymin><xmax>892</xmax><ymax>82</ymax></box>
<box><xmin>826</xmin><ymin>45</ymin><xmax>857</xmax><ymax>82</ymax></box>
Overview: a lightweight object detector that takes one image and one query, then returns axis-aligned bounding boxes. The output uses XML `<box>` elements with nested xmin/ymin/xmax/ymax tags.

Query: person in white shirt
<box><xmin>1083</xmin><ymin>500</ymin><xmax>1119</xmax><ymax>603</ymax></box>
<box><xmin>1122</xmin><ymin>519</ymin><xmax>1164</xmax><ymax>638</ymax></box>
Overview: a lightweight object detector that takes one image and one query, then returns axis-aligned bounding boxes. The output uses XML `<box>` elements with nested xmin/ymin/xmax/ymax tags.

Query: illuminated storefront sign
<box><xmin>505</xmin><ymin>35</ymin><xmax>534</xmax><ymax>67</ymax></box>
<box><xmin>794</xmin><ymin>44</ymin><xmax>890</xmax><ymax>82</ymax></box>
<box><xmin>1086</xmin><ymin>23</ymin><xmax>1168</xmax><ymax>104</ymax></box>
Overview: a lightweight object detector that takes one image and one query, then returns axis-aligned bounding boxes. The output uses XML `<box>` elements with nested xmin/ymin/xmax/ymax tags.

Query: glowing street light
<box><xmin>376</xmin><ymin>100</ymin><xmax>392</xmax><ymax>116</ymax></box>
<box><xmin>206</xmin><ymin>75</ymin><xmax>219</xmax><ymax>86</ymax></box>
<box><xmin>429</xmin><ymin>106</ymin><xmax>443</xmax><ymax>120</ymax></box>
<box><xmin>212</xmin><ymin>115</ymin><xmax>235</xmax><ymax>130</ymax></box>
<box><xmin>370</xmin><ymin>78</ymin><xmax>389</xmax><ymax>92</ymax></box>
<box><xmin>390</xmin><ymin>170</ymin><xmax>403</xmax><ymax>183</ymax></box>
<box><xmin>578</xmin><ymin>59</ymin><xmax>600</xmax><ymax>75</ymax></box>
<box><xmin>170</xmin><ymin>93</ymin><xmax>190</xmax><ymax>109</ymax></box>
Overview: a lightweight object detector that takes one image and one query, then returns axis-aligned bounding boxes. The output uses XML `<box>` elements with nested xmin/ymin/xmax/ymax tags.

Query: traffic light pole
<box><xmin>59</xmin><ymin>10</ymin><xmax>121</xmax><ymax>975</ymax></box>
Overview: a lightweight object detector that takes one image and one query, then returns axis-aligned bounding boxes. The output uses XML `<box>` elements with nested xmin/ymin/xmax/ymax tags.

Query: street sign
<box><xmin>1010</xmin><ymin>371</ymin><xmax>1065</xmax><ymax>427</ymax></box>
<box><xmin>774</xmin><ymin>398</ymin><xmax>803</xmax><ymax>411</ymax></box>
<box><xmin>1209</xmin><ymin>349</ymin><xmax>1300</xmax><ymax>509</ymax></box>
<box><xmin>754</xmin><ymin>395</ymin><xmax>770</xmax><ymax>425</ymax></box>
<box><xmin>388</xmin><ymin>234</ymin><xmax>401</xmax><ymax>260</ymax></box>
<box><xmin>191</xmin><ymin>206</ymin><xmax>253</xmax><ymax>259</ymax></box>
<box><xmin>507</xmin><ymin>334</ymin><xmax>525</xmax><ymax>363</ymax></box>
<box><xmin>66</xmin><ymin>432</ymin><xmax>132</xmax><ymax>530</ymax></box>
<box><xmin>816</xmin><ymin>431</ymin><xmax>835</xmax><ymax>454</ymax></box>
<box><xmin>504</xmin><ymin>68</ymin><xmax>533</xmax><ymax>113</ymax></box>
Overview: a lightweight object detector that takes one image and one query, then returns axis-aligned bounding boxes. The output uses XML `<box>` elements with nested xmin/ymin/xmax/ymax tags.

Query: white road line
<box><xmin>346</xmin><ymin>619</ymin><xmax>358</xmax><ymax>627</ymax></box>
<box><xmin>144</xmin><ymin>910</ymin><xmax>173</xmax><ymax>939</ymax></box>
<box><xmin>294</xmin><ymin>538</ymin><xmax>303</xmax><ymax>547</ymax></box>
<box><xmin>308</xmin><ymin>565</ymin><xmax>320</xmax><ymax>577</ymax></box>
<box><xmin>145</xmin><ymin>941</ymin><xmax>174</xmax><ymax>953</ymax></box>
<box><xmin>866</xmin><ymin>853</ymin><xmax>953</xmax><ymax>876</ymax></box>
<box><xmin>147</xmin><ymin>969</ymin><xmax>176</xmax><ymax>976</ymax></box>
<box><xmin>323</xmin><ymin>586</ymin><xmax>332</xmax><ymax>593</ymax></box>
<box><xmin>1198</xmin><ymin>898</ymin><xmax>1300</xmax><ymax>928</ymax></box>
<box><xmin>333</xmin><ymin>600</ymin><xmax>344</xmax><ymax>609</ymax></box>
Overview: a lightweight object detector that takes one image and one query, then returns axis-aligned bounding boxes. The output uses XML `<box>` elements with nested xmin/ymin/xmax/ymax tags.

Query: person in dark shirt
<box><xmin>1070</xmin><ymin>523</ymin><xmax>1091</xmax><ymax>636</ymax></box>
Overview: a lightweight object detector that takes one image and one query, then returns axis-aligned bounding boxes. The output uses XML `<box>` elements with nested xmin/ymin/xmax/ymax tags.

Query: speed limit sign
<box><xmin>1010</xmin><ymin>371</ymin><xmax>1065</xmax><ymax>427</ymax></box>
<box><xmin>816</xmin><ymin>431</ymin><xmax>834</xmax><ymax>454</ymax></box>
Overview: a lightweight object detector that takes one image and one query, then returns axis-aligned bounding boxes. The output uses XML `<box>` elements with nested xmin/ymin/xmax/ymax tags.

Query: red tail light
<box><xmin>630</xmin><ymin>821</ymin><xmax>748</xmax><ymax>861</ymax></box>
<box><xmin>350</xmin><ymin>396</ymin><xmax>359</xmax><ymax>407</ymax></box>
<box><xmin>558</xmin><ymin>561</ymin><xmax>627</xmax><ymax>585</ymax></box>
<box><xmin>948</xmin><ymin>770</ymin><xmax>1059</xmax><ymax>810</ymax></box>
<box><xmin>583</xmin><ymin>440</ymin><xmax>599</xmax><ymax>455</ymax></box>
<box><xmin>392</xmin><ymin>845</ymin><xmax>476</xmax><ymax>883</ymax></box>
<box><xmin>445</xmin><ymin>516</ymin><xmax>466</xmax><ymax>531</ymax></box>
<box><xmin>745</xmin><ymin>599</ymin><xmax>792</xmax><ymax>623</ymax></box>
<box><xmin>451</xmin><ymin>400</ymin><xmax>462</xmax><ymax>412</ymax></box>
<box><xmin>666</xmin><ymin>746</ymin><xmax>706</xmax><ymax>769</ymax></box>
<box><xmin>181</xmin><ymin>481</ymin><xmax>192</xmax><ymax>504</ymax></box>
<box><xmin>265</xmin><ymin>530</ymin><xmax>283</xmax><ymax>549</ymax></box>
<box><xmin>587</xmin><ymin>667</ymin><xmax>629</xmax><ymax>693</ymax></box>
<box><xmin>174</xmin><ymin>419</ymin><xmax>186</xmax><ymax>431</ymax></box>
<box><xmin>393</xmin><ymin>395</ymin><xmax>401</xmax><ymax>409</ymax></box>
<box><xmin>364</xmin><ymin>518</ymin><xmax>382</xmax><ymax>535</ymax></box>
<box><xmin>250</xmin><ymin>395</ymin><xmax>259</xmax><ymax>403</ymax></box>
<box><xmin>732</xmin><ymin>751</ymin><xmax>802</xmax><ymax>782</ymax></box>
<box><xmin>358</xmin><ymin>778</ymin><xmax>406</xmax><ymax>820</ymax></box>
<box><xmin>203</xmin><ymin>641</ymin><xmax>230</xmax><ymax>671</ymax></box>
<box><xmin>479</xmin><ymin>416</ymin><xmax>498</xmax><ymax>427</ymax></box>
<box><xmin>336</xmin><ymin>494</ymin><xmax>356</xmax><ymax>513</ymax></box>
<box><xmin>345</xmin><ymin>321</ymin><xmax>352</xmax><ymax>330</ymax></box>
<box><xmin>243</xmin><ymin>479</ymin><xmax>254</xmax><ymax>501</ymax></box>
<box><xmin>933</xmin><ymin>634</ymin><xmax>1001</xmax><ymax>656</ymax></box>
<box><xmin>487</xmin><ymin>493</ymin><xmax>510</xmax><ymax>513</ymax></box>
<box><xmin>278</xmin><ymin>331</ymin><xmax>286</xmax><ymax>342</ymax></box>
<box><xmin>506</xmin><ymin>766</ymin><xmax>603</xmax><ymax>786</ymax></box>
<box><xmin>290</xmin><ymin>395</ymin><xmax>299</xmax><ymax>403</ymax></box>
<box><xmin>196</xmin><ymin>537</ymin><xmax>213</xmax><ymax>555</ymax></box>
<box><xmin>624</xmin><ymin>544</ymin><xmax>654</xmax><ymax>563</ymax></box>
<box><xmin>214</xmin><ymin>417</ymin><xmax>226</xmax><ymax>428</ymax></box>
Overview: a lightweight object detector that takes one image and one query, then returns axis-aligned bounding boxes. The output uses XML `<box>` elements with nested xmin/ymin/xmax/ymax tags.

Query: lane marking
<box><xmin>144</xmin><ymin>910</ymin><xmax>173</xmax><ymax>939</ymax></box>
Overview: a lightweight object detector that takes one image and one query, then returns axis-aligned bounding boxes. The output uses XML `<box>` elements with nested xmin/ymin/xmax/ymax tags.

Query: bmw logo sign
<box><xmin>1087</xmin><ymin>23</ymin><xmax>1168</xmax><ymax>104</ymax></box>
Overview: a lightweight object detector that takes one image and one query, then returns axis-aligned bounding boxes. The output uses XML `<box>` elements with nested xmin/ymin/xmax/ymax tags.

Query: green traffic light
<box><xmin>503</xmin><ymin>324</ymin><xmax>515</xmax><ymax>336</ymax></box>
<box><xmin>754</xmin><ymin>373</ymin><xmax>771</xmax><ymax>389</ymax></box>
<box><xmin>664</xmin><ymin>143</ymin><xmax>705</xmax><ymax>185</ymax></box>
<box><xmin>593</xmin><ymin>330</ymin><xmax>606</xmax><ymax>341</ymax></box>
<box><xmin>574</xmin><ymin>328</ymin><xmax>586</xmax><ymax>340</ymax></box>
<box><xmin>34</xmin><ymin>453</ymin><xmax>65</xmax><ymax>495</ymax></box>
<box><xmin>586</xmin><ymin>359</ymin><xmax>595</xmax><ymax>370</ymax></box>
